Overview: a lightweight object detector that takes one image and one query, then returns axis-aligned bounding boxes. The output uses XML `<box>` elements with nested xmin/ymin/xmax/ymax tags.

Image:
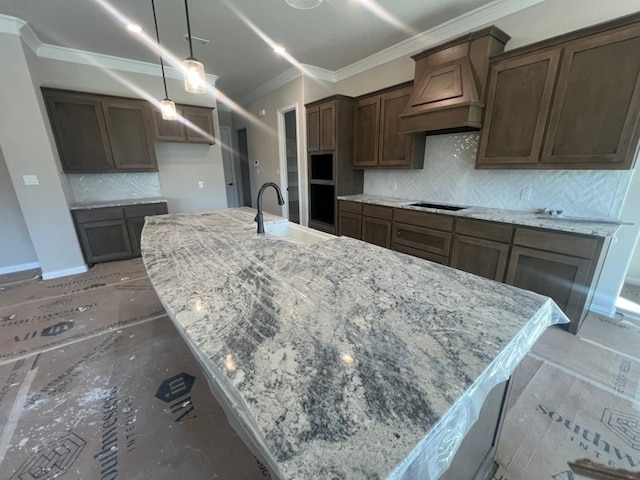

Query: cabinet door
<box><xmin>307</xmin><ymin>106</ymin><xmax>320</xmax><ymax>152</ymax></box>
<box><xmin>77</xmin><ymin>219</ymin><xmax>133</xmax><ymax>264</ymax></box>
<box><xmin>505</xmin><ymin>246</ymin><xmax>592</xmax><ymax>328</ymax></box>
<box><xmin>43</xmin><ymin>90</ymin><xmax>115</xmax><ymax>172</ymax></box>
<box><xmin>450</xmin><ymin>235</ymin><xmax>510</xmax><ymax>282</ymax></box>
<box><xmin>477</xmin><ymin>49</ymin><xmax>560</xmax><ymax>166</ymax></box>
<box><xmin>541</xmin><ymin>23</ymin><xmax>640</xmax><ymax>168</ymax></box>
<box><xmin>103</xmin><ymin>100</ymin><xmax>158</xmax><ymax>171</ymax></box>
<box><xmin>362</xmin><ymin>217</ymin><xmax>391</xmax><ymax>248</ymax></box>
<box><xmin>183</xmin><ymin>106</ymin><xmax>215</xmax><ymax>144</ymax></box>
<box><xmin>353</xmin><ymin>97</ymin><xmax>380</xmax><ymax>167</ymax></box>
<box><xmin>319</xmin><ymin>102</ymin><xmax>336</xmax><ymax>151</ymax></box>
<box><xmin>152</xmin><ymin>106</ymin><xmax>186</xmax><ymax>142</ymax></box>
<box><xmin>379</xmin><ymin>87</ymin><xmax>415</xmax><ymax>168</ymax></box>
<box><xmin>338</xmin><ymin>211</ymin><xmax>362</xmax><ymax>239</ymax></box>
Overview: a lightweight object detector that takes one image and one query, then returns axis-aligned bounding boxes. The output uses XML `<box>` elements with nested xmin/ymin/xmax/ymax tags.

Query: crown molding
<box><xmin>0</xmin><ymin>13</ymin><xmax>218</xmax><ymax>85</ymax></box>
<box><xmin>334</xmin><ymin>0</ymin><xmax>546</xmax><ymax>82</ymax></box>
<box><xmin>0</xmin><ymin>13</ymin><xmax>26</xmax><ymax>35</ymax></box>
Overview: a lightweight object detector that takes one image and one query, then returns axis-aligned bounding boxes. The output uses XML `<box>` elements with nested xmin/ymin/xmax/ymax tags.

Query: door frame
<box><xmin>277</xmin><ymin>103</ymin><xmax>303</xmax><ymax>221</ymax></box>
<box><xmin>219</xmin><ymin>126</ymin><xmax>240</xmax><ymax>208</ymax></box>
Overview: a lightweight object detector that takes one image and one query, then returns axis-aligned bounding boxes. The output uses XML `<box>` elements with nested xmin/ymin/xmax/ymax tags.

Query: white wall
<box><xmin>0</xmin><ymin>34</ymin><xmax>86</xmax><ymax>279</ymax></box>
<box><xmin>234</xmin><ymin>77</ymin><xmax>308</xmax><ymax>223</ymax></box>
<box><xmin>0</xmin><ymin>146</ymin><xmax>38</xmax><ymax>272</ymax></box>
<box><xmin>627</xmin><ymin>243</ymin><xmax>640</xmax><ymax>286</ymax></box>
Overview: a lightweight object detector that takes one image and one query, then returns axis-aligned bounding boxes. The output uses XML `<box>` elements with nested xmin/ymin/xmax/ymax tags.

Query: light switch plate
<box><xmin>23</xmin><ymin>175</ymin><xmax>39</xmax><ymax>185</ymax></box>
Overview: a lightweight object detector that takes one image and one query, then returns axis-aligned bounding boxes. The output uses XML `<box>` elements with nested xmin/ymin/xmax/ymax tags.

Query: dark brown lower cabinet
<box><xmin>73</xmin><ymin>202</ymin><xmax>167</xmax><ymax>265</ymax></box>
<box><xmin>362</xmin><ymin>216</ymin><xmax>391</xmax><ymax>248</ymax></box>
<box><xmin>450</xmin><ymin>235</ymin><xmax>510</xmax><ymax>282</ymax></box>
<box><xmin>338</xmin><ymin>211</ymin><xmax>362</xmax><ymax>240</ymax></box>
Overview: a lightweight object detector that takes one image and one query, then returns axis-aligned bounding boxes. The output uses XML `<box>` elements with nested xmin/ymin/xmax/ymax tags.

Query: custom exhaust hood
<box><xmin>399</xmin><ymin>26</ymin><xmax>510</xmax><ymax>135</ymax></box>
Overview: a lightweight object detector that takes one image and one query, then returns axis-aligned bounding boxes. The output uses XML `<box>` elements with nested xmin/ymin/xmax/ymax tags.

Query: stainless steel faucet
<box><xmin>255</xmin><ymin>182</ymin><xmax>285</xmax><ymax>234</ymax></box>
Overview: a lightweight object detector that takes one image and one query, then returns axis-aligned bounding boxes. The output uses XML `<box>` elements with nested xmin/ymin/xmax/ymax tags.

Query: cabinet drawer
<box><xmin>454</xmin><ymin>218</ymin><xmax>513</xmax><ymax>243</ymax></box>
<box><xmin>124</xmin><ymin>202</ymin><xmax>168</xmax><ymax>218</ymax></box>
<box><xmin>513</xmin><ymin>228</ymin><xmax>598</xmax><ymax>259</ymax></box>
<box><xmin>362</xmin><ymin>204</ymin><xmax>392</xmax><ymax>220</ymax></box>
<box><xmin>338</xmin><ymin>200</ymin><xmax>363</xmax><ymax>214</ymax></box>
<box><xmin>391</xmin><ymin>243</ymin><xmax>448</xmax><ymax>265</ymax></box>
<box><xmin>393</xmin><ymin>208</ymin><xmax>454</xmax><ymax>231</ymax></box>
<box><xmin>74</xmin><ymin>206</ymin><xmax>124</xmax><ymax>223</ymax></box>
<box><xmin>392</xmin><ymin>223</ymin><xmax>451</xmax><ymax>257</ymax></box>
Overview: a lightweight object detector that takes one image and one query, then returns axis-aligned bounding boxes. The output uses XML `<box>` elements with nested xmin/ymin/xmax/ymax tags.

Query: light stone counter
<box><xmin>338</xmin><ymin>194</ymin><xmax>622</xmax><ymax>237</ymax></box>
<box><xmin>141</xmin><ymin>207</ymin><xmax>566</xmax><ymax>480</ymax></box>
<box><xmin>69</xmin><ymin>197</ymin><xmax>167</xmax><ymax>210</ymax></box>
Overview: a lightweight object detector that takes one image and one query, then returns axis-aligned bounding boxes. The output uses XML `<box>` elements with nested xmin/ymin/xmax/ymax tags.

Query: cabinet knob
<box><xmin>227</xmin><ymin>183</ymin><xmax>234</xmax><ymax>186</ymax></box>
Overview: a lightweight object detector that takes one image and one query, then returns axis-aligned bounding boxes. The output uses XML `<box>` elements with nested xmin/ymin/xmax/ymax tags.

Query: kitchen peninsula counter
<box><xmin>141</xmin><ymin>207</ymin><xmax>566</xmax><ymax>480</ymax></box>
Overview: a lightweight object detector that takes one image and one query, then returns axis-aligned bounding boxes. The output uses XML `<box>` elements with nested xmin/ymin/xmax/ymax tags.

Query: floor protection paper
<box><xmin>0</xmin><ymin>258</ymin><xmax>149</xmax><ymax>308</ymax></box>
<box><xmin>0</xmin><ymin>316</ymin><xmax>272</xmax><ymax>480</ymax></box>
<box><xmin>0</xmin><ymin>279</ymin><xmax>165</xmax><ymax>363</ymax></box>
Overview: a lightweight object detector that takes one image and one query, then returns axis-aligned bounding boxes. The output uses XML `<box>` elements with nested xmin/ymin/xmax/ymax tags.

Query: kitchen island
<box><xmin>141</xmin><ymin>207</ymin><xmax>566</xmax><ymax>480</ymax></box>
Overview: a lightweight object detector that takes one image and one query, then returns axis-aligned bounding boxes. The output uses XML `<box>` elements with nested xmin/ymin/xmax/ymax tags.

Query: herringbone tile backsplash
<box><xmin>67</xmin><ymin>173</ymin><xmax>162</xmax><ymax>203</ymax></box>
<box><xmin>364</xmin><ymin>133</ymin><xmax>633</xmax><ymax>219</ymax></box>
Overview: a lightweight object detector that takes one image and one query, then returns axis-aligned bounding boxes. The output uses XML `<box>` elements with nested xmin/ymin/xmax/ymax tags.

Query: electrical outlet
<box><xmin>198</xmin><ymin>181</ymin><xmax>204</xmax><ymax>189</ymax></box>
<box><xmin>520</xmin><ymin>187</ymin><xmax>532</xmax><ymax>200</ymax></box>
<box><xmin>23</xmin><ymin>175</ymin><xmax>39</xmax><ymax>185</ymax></box>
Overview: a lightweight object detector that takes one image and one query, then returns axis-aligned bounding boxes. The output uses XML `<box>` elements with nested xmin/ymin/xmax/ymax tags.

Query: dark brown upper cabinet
<box><xmin>43</xmin><ymin>88</ymin><xmax>158</xmax><ymax>173</ymax></box>
<box><xmin>477</xmin><ymin>13</ymin><xmax>640</xmax><ymax>170</ymax></box>
<box><xmin>354</xmin><ymin>83</ymin><xmax>426</xmax><ymax>169</ymax></box>
<box><xmin>307</xmin><ymin>101</ymin><xmax>337</xmax><ymax>152</ymax></box>
<box><xmin>152</xmin><ymin>104</ymin><xmax>215</xmax><ymax>144</ymax></box>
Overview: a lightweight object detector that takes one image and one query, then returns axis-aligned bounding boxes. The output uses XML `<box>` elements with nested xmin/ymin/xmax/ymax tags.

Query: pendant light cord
<box><xmin>184</xmin><ymin>0</ymin><xmax>195</xmax><ymax>58</ymax></box>
<box><xmin>151</xmin><ymin>0</ymin><xmax>169</xmax><ymax>99</ymax></box>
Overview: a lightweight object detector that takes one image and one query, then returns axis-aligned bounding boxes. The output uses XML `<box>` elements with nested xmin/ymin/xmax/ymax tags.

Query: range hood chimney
<box><xmin>399</xmin><ymin>26</ymin><xmax>510</xmax><ymax>135</ymax></box>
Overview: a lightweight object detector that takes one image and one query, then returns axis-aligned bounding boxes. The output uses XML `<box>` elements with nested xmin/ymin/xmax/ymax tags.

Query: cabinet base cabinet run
<box><xmin>72</xmin><ymin>202</ymin><xmax>168</xmax><ymax>266</ymax></box>
<box><xmin>337</xmin><ymin>201</ymin><xmax>610</xmax><ymax>334</ymax></box>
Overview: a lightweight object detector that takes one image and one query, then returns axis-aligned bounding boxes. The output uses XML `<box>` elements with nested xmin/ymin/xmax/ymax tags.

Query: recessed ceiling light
<box><xmin>285</xmin><ymin>0</ymin><xmax>322</xmax><ymax>9</ymax></box>
<box><xmin>126</xmin><ymin>23</ymin><xmax>142</xmax><ymax>33</ymax></box>
<box><xmin>273</xmin><ymin>45</ymin><xmax>286</xmax><ymax>55</ymax></box>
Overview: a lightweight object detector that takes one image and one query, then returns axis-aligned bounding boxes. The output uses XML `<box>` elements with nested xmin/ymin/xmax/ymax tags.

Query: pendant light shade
<box><xmin>183</xmin><ymin>0</ymin><xmax>206</xmax><ymax>94</ymax></box>
<box><xmin>285</xmin><ymin>0</ymin><xmax>322</xmax><ymax>9</ymax></box>
<box><xmin>151</xmin><ymin>0</ymin><xmax>177</xmax><ymax>120</ymax></box>
<box><xmin>183</xmin><ymin>57</ymin><xmax>206</xmax><ymax>93</ymax></box>
<box><xmin>160</xmin><ymin>99</ymin><xmax>178</xmax><ymax>120</ymax></box>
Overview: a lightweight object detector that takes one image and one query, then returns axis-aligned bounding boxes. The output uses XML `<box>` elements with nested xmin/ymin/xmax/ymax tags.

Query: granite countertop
<box><xmin>141</xmin><ymin>207</ymin><xmax>566</xmax><ymax>480</ymax></box>
<box><xmin>338</xmin><ymin>194</ymin><xmax>623</xmax><ymax>237</ymax></box>
<box><xmin>69</xmin><ymin>197</ymin><xmax>167</xmax><ymax>210</ymax></box>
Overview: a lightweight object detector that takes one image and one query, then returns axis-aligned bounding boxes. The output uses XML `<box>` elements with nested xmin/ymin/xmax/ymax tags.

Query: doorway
<box><xmin>220</xmin><ymin>126</ymin><xmax>239</xmax><ymax>208</ymax></box>
<box><xmin>237</xmin><ymin>128</ymin><xmax>252</xmax><ymax>207</ymax></box>
<box><xmin>278</xmin><ymin>105</ymin><xmax>300</xmax><ymax>224</ymax></box>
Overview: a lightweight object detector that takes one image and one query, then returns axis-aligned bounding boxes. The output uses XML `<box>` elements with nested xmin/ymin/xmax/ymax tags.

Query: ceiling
<box><xmin>0</xmin><ymin>0</ymin><xmax>497</xmax><ymax>101</ymax></box>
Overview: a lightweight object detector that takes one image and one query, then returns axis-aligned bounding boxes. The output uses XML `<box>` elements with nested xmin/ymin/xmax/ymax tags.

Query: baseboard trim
<box><xmin>624</xmin><ymin>275</ymin><xmax>640</xmax><ymax>287</ymax></box>
<box><xmin>589</xmin><ymin>303</ymin><xmax>617</xmax><ymax>319</ymax></box>
<box><xmin>0</xmin><ymin>262</ymin><xmax>40</xmax><ymax>275</ymax></box>
<box><xmin>41</xmin><ymin>265</ymin><xmax>88</xmax><ymax>280</ymax></box>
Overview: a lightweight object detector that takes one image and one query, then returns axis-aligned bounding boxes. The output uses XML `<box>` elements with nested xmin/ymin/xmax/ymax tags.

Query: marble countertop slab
<box><xmin>338</xmin><ymin>194</ymin><xmax>622</xmax><ymax>237</ymax></box>
<box><xmin>141</xmin><ymin>207</ymin><xmax>566</xmax><ymax>480</ymax></box>
<box><xmin>69</xmin><ymin>197</ymin><xmax>167</xmax><ymax>210</ymax></box>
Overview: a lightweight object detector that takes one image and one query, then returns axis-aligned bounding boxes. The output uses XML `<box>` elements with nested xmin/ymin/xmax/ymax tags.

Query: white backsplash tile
<box><xmin>67</xmin><ymin>173</ymin><xmax>162</xmax><ymax>203</ymax></box>
<box><xmin>364</xmin><ymin>133</ymin><xmax>632</xmax><ymax>219</ymax></box>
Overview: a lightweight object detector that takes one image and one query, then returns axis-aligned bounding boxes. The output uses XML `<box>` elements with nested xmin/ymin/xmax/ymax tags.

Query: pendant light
<box><xmin>183</xmin><ymin>0</ymin><xmax>206</xmax><ymax>93</ymax></box>
<box><xmin>285</xmin><ymin>0</ymin><xmax>323</xmax><ymax>8</ymax></box>
<box><xmin>151</xmin><ymin>0</ymin><xmax>177</xmax><ymax>120</ymax></box>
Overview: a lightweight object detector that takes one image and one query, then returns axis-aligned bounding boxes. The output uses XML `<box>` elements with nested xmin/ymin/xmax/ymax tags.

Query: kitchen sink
<box><xmin>407</xmin><ymin>202</ymin><xmax>468</xmax><ymax>211</ymax></box>
<box><xmin>264</xmin><ymin>222</ymin><xmax>334</xmax><ymax>244</ymax></box>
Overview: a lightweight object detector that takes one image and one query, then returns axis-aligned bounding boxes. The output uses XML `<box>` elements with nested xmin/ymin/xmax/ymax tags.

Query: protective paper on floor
<box><xmin>495</xmin><ymin>356</ymin><xmax>640</xmax><ymax>480</ymax></box>
<box><xmin>577</xmin><ymin>313</ymin><xmax>640</xmax><ymax>358</ymax></box>
<box><xmin>0</xmin><ymin>268</ymin><xmax>40</xmax><ymax>287</ymax></box>
<box><xmin>0</xmin><ymin>279</ymin><xmax>165</xmax><ymax>362</ymax></box>
<box><xmin>0</xmin><ymin>258</ymin><xmax>148</xmax><ymax>307</ymax></box>
<box><xmin>0</xmin><ymin>317</ymin><xmax>272</xmax><ymax>480</ymax></box>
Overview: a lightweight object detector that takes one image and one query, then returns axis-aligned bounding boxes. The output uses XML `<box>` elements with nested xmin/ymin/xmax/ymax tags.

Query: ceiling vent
<box><xmin>399</xmin><ymin>26</ymin><xmax>510</xmax><ymax>135</ymax></box>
